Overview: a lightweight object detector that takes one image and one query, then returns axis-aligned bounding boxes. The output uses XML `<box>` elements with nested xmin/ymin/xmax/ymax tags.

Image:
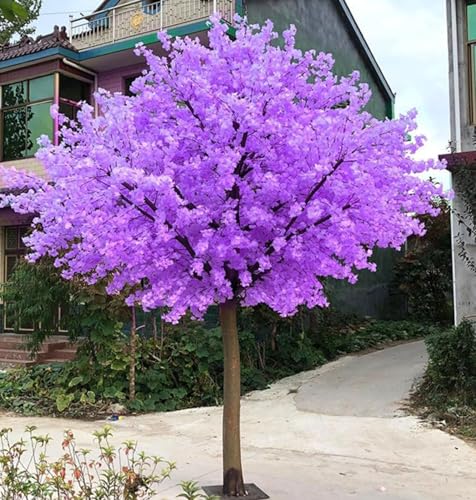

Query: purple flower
<box><xmin>0</xmin><ymin>17</ymin><xmax>446</xmax><ymax>323</ymax></box>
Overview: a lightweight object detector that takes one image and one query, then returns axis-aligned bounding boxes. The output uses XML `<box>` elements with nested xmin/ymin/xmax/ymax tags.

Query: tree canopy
<box><xmin>1</xmin><ymin>17</ymin><xmax>446</xmax><ymax>322</ymax></box>
<box><xmin>0</xmin><ymin>0</ymin><xmax>41</xmax><ymax>45</ymax></box>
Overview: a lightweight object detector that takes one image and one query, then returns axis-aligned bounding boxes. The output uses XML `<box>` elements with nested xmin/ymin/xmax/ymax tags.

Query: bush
<box><xmin>0</xmin><ymin>256</ymin><xmax>445</xmax><ymax>419</ymax></box>
<box><xmin>423</xmin><ymin>320</ymin><xmax>476</xmax><ymax>406</ymax></box>
<box><xmin>392</xmin><ymin>205</ymin><xmax>453</xmax><ymax>323</ymax></box>
<box><xmin>411</xmin><ymin>321</ymin><xmax>476</xmax><ymax>439</ymax></box>
<box><xmin>0</xmin><ymin>258</ymin><xmax>138</xmax><ymax>356</ymax></box>
<box><xmin>0</xmin><ymin>325</ymin><xmax>224</xmax><ymax>417</ymax></box>
<box><xmin>310</xmin><ymin>317</ymin><xmax>438</xmax><ymax>359</ymax></box>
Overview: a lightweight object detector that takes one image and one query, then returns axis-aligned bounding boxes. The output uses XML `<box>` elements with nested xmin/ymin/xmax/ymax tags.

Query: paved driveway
<box><xmin>295</xmin><ymin>341</ymin><xmax>428</xmax><ymax>417</ymax></box>
<box><xmin>1</xmin><ymin>340</ymin><xmax>475</xmax><ymax>499</ymax></box>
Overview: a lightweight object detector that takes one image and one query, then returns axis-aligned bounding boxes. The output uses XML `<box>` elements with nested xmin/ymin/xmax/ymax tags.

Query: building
<box><xmin>440</xmin><ymin>0</ymin><xmax>476</xmax><ymax>323</ymax></box>
<box><xmin>0</xmin><ymin>0</ymin><xmax>395</xmax><ymax>336</ymax></box>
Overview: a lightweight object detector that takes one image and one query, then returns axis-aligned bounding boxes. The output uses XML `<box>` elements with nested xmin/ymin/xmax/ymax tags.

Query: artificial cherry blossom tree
<box><xmin>1</xmin><ymin>17</ymin><xmax>445</xmax><ymax>496</ymax></box>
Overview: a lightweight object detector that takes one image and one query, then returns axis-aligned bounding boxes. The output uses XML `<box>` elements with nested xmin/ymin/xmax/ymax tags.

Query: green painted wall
<box><xmin>245</xmin><ymin>0</ymin><xmax>391</xmax><ymax>120</ymax></box>
<box><xmin>246</xmin><ymin>0</ymin><xmax>404</xmax><ymax>318</ymax></box>
<box><xmin>326</xmin><ymin>249</ymin><xmax>406</xmax><ymax>320</ymax></box>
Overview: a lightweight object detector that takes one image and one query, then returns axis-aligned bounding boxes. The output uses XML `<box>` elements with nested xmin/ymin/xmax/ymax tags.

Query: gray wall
<box><xmin>327</xmin><ymin>249</ymin><xmax>406</xmax><ymax>320</ymax></box>
<box><xmin>446</xmin><ymin>0</ymin><xmax>476</xmax><ymax>323</ymax></box>
<box><xmin>245</xmin><ymin>0</ymin><xmax>403</xmax><ymax>318</ymax></box>
<box><xmin>245</xmin><ymin>0</ymin><xmax>392</xmax><ymax>120</ymax></box>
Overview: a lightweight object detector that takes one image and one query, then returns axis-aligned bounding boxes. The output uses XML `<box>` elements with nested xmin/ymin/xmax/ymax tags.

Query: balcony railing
<box><xmin>70</xmin><ymin>0</ymin><xmax>235</xmax><ymax>50</ymax></box>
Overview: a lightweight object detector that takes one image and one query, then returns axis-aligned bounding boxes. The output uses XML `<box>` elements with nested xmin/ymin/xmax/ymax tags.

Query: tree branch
<box><xmin>120</xmin><ymin>181</ymin><xmax>210</xmax><ymax>272</ymax></box>
<box><xmin>284</xmin><ymin>158</ymin><xmax>344</xmax><ymax>235</ymax></box>
<box><xmin>248</xmin><ymin>202</ymin><xmax>353</xmax><ymax>282</ymax></box>
<box><xmin>183</xmin><ymin>100</ymin><xmax>205</xmax><ymax>131</ymax></box>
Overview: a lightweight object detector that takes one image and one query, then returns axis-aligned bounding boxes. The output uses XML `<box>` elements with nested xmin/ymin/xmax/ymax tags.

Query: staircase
<box><xmin>0</xmin><ymin>335</ymin><xmax>77</xmax><ymax>368</ymax></box>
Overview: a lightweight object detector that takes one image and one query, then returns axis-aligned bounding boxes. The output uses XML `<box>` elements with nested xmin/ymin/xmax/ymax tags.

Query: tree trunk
<box><xmin>270</xmin><ymin>323</ymin><xmax>277</xmax><ymax>352</ymax></box>
<box><xmin>219</xmin><ymin>299</ymin><xmax>246</xmax><ymax>496</ymax></box>
<box><xmin>152</xmin><ymin>314</ymin><xmax>158</xmax><ymax>343</ymax></box>
<box><xmin>129</xmin><ymin>306</ymin><xmax>137</xmax><ymax>401</ymax></box>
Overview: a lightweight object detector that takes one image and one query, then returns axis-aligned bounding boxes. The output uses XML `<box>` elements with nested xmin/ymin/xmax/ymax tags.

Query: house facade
<box><xmin>441</xmin><ymin>0</ymin><xmax>476</xmax><ymax>324</ymax></box>
<box><xmin>0</xmin><ymin>0</ymin><xmax>395</xmax><ymax>334</ymax></box>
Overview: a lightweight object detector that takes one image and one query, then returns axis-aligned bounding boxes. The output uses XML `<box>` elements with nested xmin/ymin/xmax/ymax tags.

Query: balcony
<box><xmin>70</xmin><ymin>0</ymin><xmax>236</xmax><ymax>50</ymax></box>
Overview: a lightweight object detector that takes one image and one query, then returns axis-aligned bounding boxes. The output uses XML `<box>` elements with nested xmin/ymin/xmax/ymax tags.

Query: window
<box><xmin>468</xmin><ymin>1</ymin><xmax>476</xmax><ymax>122</ymax></box>
<box><xmin>0</xmin><ymin>73</ymin><xmax>91</xmax><ymax>160</ymax></box>
<box><xmin>124</xmin><ymin>75</ymin><xmax>140</xmax><ymax>97</ymax></box>
<box><xmin>3</xmin><ymin>225</ymin><xmax>33</xmax><ymax>331</ymax></box>
<box><xmin>59</xmin><ymin>75</ymin><xmax>91</xmax><ymax>121</ymax></box>
<box><xmin>142</xmin><ymin>0</ymin><xmax>161</xmax><ymax>15</ymax></box>
<box><xmin>1</xmin><ymin>75</ymin><xmax>54</xmax><ymax>161</ymax></box>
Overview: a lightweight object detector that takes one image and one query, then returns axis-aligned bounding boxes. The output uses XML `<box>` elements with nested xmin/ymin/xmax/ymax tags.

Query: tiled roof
<box><xmin>0</xmin><ymin>26</ymin><xmax>77</xmax><ymax>62</ymax></box>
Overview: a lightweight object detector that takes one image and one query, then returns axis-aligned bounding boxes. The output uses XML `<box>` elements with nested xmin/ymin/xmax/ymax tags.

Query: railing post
<box><xmin>69</xmin><ymin>15</ymin><xmax>73</xmax><ymax>39</ymax></box>
<box><xmin>160</xmin><ymin>0</ymin><xmax>164</xmax><ymax>30</ymax></box>
<box><xmin>213</xmin><ymin>0</ymin><xmax>217</xmax><ymax>14</ymax></box>
<box><xmin>112</xmin><ymin>7</ymin><xmax>116</xmax><ymax>42</ymax></box>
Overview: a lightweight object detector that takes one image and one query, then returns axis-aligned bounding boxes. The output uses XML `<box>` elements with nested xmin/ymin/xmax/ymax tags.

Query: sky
<box><xmin>346</xmin><ymin>0</ymin><xmax>450</xmax><ymax>161</ymax></box>
<box><xmin>32</xmin><ymin>0</ymin><xmax>450</xmax><ymax>180</ymax></box>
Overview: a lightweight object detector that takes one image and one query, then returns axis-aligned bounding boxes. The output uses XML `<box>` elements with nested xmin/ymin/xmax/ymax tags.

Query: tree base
<box><xmin>202</xmin><ymin>483</ymin><xmax>269</xmax><ymax>499</ymax></box>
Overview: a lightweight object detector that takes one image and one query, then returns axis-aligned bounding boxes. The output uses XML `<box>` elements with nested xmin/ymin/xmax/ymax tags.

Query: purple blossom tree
<box><xmin>1</xmin><ymin>18</ymin><xmax>445</xmax><ymax>496</ymax></box>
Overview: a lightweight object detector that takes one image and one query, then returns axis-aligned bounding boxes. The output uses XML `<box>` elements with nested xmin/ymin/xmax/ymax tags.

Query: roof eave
<box><xmin>93</xmin><ymin>0</ymin><xmax>121</xmax><ymax>14</ymax></box>
<box><xmin>337</xmin><ymin>0</ymin><xmax>395</xmax><ymax>105</ymax></box>
<box><xmin>0</xmin><ymin>47</ymin><xmax>80</xmax><ymax>73</ymax></box>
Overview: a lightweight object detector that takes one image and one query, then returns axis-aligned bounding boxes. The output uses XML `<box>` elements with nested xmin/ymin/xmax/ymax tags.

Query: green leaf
<box><xmin>68</xmin><ymin>376</ymin><xmax>84</xmax><ymax>388</ymax></box>
<box><xmin>55</xmin><ymin>393</ymin><xmax>74</xmax><ymax>413</ymax></box>
<box><xmin>110</xmin><ymin>360</ymin><xmax>127</xmax><ymax>371</ymax></box>
<box><xmin>0</xmin><ymin>0</ymin><xmax>28</xmax><ymax>21</ymax></box>
<box><xmin>79</xmin><ymin>390</ymin><xmax>96</xmax><ymax>404</ymax></box>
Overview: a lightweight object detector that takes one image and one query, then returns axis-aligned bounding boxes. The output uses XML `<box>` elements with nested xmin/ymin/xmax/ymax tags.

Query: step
<box><xmin>53</xmin><ymin>349</ymin><xmax>77</xmax><ymax>360</ymax></box>
<box><xmin>0</xmin><ymin>358</ymin><xmax>35</xmax><ymax>368</ymax></box>
<box><xmin>0</xmin><ymin>340</ymin><xmax>73</xmax><ymax>351</ymax></box>
<box><xmin>37</xmin><ymin>350</ymin><xmax>76</xmax><ymax>362</ymax></box>
<box><xmin>0</xmin><ymin>334</ymin><xmax>31</xmax><ymax>341</ymax></box>
<box><xmin>38</xmin><ymin>358</ymin><xmax>71</xmax><ymax>364</ymax></box>
<box><xmin>0</xmin><ymin>338</ymin><xmax>70</xmax><ymax>350</ymax></box>
<box><xmin>43</xmin><ymin>342</ymin><xmax>71</xmax><ymax>352</ymax></box>
<box><xmin>0</xmin><ymin>349</ymin><xmax>37</xmax><ymax>361</ymax></box>
<box><xmin>0</xmin><ymin>341</ymin><xmax>30</xmax><ymax>350</ymax></box>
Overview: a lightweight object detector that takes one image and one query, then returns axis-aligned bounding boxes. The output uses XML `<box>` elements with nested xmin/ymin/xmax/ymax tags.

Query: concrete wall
<box><xmin>246</xmin><ymin>0</ymin><xmax>402</xmax><ymax>318</ymax></box>
<box><xmin>446</xmin><ymin>0</ymin><xmax>476</xmax><ymax>322</ymax></box>
<box><xmin>245</xmin><ymin>0</ymin><xmax>391</xmax><ymax>120</ymax></box>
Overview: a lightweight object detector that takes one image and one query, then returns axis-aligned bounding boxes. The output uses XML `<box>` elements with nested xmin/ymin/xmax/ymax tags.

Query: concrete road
<box><xmin>1</xmin><ymin>340</ymin><xmax>475</xmax><ymax>499</ymax></box>
<box><xmin>295</xmin><ymin>341</ymin><xmax>428</xmax><ymax>417</ymax></box>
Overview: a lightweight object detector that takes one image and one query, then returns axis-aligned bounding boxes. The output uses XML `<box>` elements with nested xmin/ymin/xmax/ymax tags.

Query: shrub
<box><xmin>0</xmin><ymin>259</ymin><xmax>444</xmax><ymax>418</ymax></box>
<box><xmin>0</xmin><ymin>259</ymin><xmax>131</xmax><ymax>353</ymax></box>
<box><xmin>392</xmin><ymin>205</ymin><xmax>453</xmax><ymax>323</ymax></box>
<box><xmin>0</xmin><ymin>326</ymin><xmax>224</xmax><ymax>417</ymax></box>
<box><xmin>424</xmin><ymin>320</ymin><xmax>476</xmax><ymax>406</ymax></box>
<box><xmin>411</xmin><ymin>321</ymin><xmax>476</xmax><ymax>439</ymax></box>
<box><xmin>310</xmin><ymin>317</ymin><xmax>437</xmax><ymax>359</ymax></box>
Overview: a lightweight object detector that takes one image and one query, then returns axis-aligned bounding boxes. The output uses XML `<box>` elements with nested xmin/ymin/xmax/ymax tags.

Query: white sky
<box><xmin>346</xmin><ymin>0</ymin><xmax>450</xmax><ymax>157</ymax></box>
<box><xmin>33</xmin><ymin>0</ymin><xmax>450</xmax><ymax>184</ymax></box>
